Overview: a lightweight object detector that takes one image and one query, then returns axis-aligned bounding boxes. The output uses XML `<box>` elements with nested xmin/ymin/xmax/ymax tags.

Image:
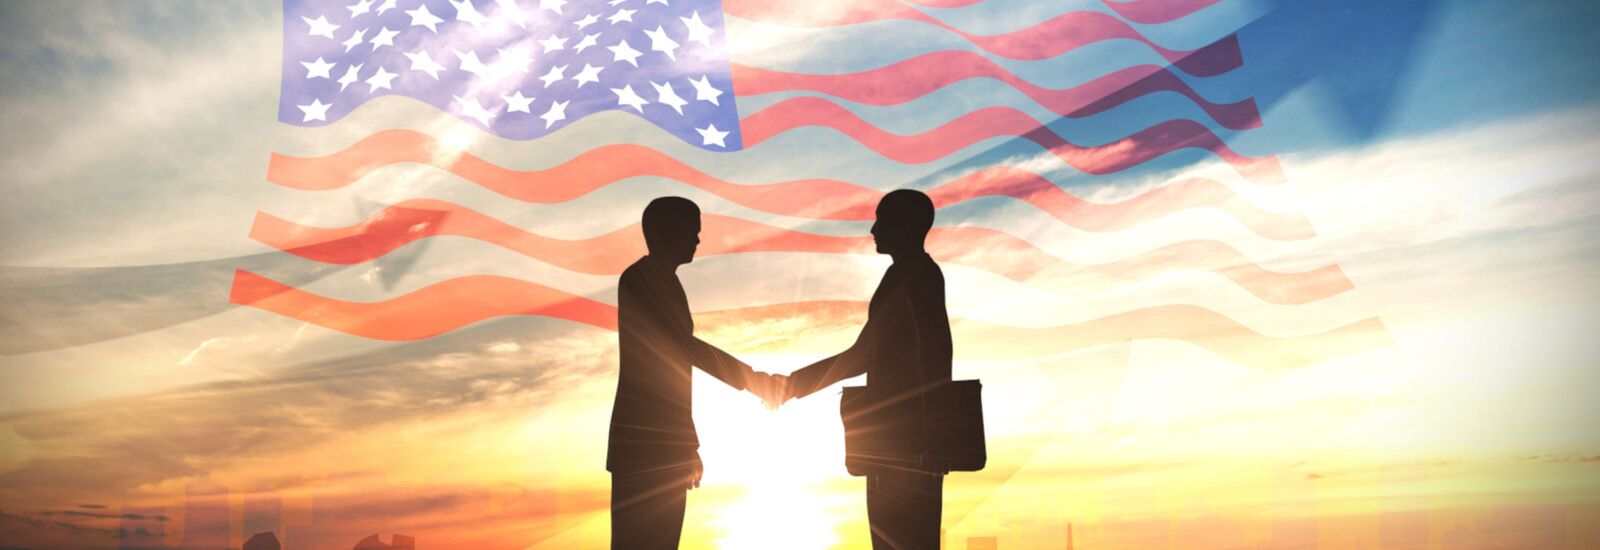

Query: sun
<box><xmin>688</xmin><ymin>355</ymin><xmax>867</xmax><ymax>549</ymax></box>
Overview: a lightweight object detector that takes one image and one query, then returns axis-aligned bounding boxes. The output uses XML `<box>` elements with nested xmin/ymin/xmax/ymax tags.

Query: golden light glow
<box><xmin>689</xmin><ymin>355</ymin><xmax>863</xmax><ymax>549</ymax></box>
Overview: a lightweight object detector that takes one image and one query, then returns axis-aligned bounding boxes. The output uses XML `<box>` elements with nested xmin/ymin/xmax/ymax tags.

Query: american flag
<box><xmin>234</xmin><ymin>0</ymin><xmax>1390</xmax><ymax>372</ymax></box>
<box><xmin>277</xmin><ymin>0</ymin><xmax>743</xmax><ymax>146</ymax></box>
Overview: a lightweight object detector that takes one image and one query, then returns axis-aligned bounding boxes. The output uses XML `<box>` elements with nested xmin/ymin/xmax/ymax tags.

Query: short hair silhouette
<box><xmin>879</xmin><ymin>189</ymin><xmax>935</xmax><ymax>238</ymax></box>
<box><xmin>642</xmin><ymin>196</ymin><xmax>700</xmax><ymax>251</ymax></box>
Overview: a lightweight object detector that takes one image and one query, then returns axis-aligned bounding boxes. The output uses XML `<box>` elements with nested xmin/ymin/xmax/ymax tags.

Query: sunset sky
<box><xmin>1</xmin><ymin>1</ymin><xmax>1598</xmax><ymax>549</ymax></box>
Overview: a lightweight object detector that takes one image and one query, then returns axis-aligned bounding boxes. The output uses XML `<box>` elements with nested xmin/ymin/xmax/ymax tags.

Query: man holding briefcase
<box><xmin>780</xmin><ymin>189</ymin><xmax>963</xmax><ymax>550</ymax></box>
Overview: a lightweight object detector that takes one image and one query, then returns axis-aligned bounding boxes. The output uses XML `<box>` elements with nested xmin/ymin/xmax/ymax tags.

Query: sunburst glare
<box><xmin>690</xmin><ymin>355</ymin><xmax>863</xmax><ymax>549</ymax></box>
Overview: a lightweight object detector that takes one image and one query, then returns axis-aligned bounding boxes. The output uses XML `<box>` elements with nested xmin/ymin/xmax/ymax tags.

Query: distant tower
<box><xmin>1066</xmin><ymin>522</ymin><xmax>1075</xmax><ymax>550</ymax></box>
<box><xmin>180</xmin><ymin>473</ymin><xmax>230</xmax><ymax>549</ymax></box>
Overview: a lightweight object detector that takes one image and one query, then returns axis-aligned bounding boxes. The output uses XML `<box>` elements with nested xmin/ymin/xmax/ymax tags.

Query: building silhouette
<box><xmin>242</xmin><ymin>531</ymin><xmax>281</xmax><ymax>550</ymax></box>
<box><xmin>353</xmin><ymin>533</ymin><xmax>416</xmax><ymax>549</ymax></box>
<box><xmin>243</xmin><ymin>490</ymin><xmax>283</xmax><ymax>545</ymax></box>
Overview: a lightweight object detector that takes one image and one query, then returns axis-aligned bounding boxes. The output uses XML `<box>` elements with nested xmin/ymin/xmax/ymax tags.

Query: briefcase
<box><xmin>839</xmin><ymin>380</ymin><xmax>986</xmax><ymax>476</ymax></box>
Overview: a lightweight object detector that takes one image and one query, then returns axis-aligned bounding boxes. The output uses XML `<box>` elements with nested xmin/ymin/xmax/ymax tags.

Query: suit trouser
<box><xmin>867</xmin><ymin>469</ymin><xmax>945</xmax><ymax>550</ymax></box>
<box><xmin>611</xmin><ymin>469</ymin><xmax>688</xmax><ymax>550</ymax></box>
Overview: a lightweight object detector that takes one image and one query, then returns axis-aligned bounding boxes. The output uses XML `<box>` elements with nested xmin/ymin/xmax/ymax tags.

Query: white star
<box><xmin>574</xmin><ymin>13</ymin><xmax>600</xmax><ymax>30</ymax></box>
<box><xmin>301</xmin><ymin>56</ymin><xmax>336</xmax><ymax>79</ymax></box>
<box><xmin>696</xmin><ymin>123</ymin><xmax>729</xmax><ymax>148</ymax></box>
<box><xmin>646</xmin><ymin>0</ymin><xmax>668</xmax><ymax>5</ymax></box>
<box><xmin>366</xmin><ymin>27</ymin><xmax>398</xmax><ymax>51</ymax></box>
<box><xmin>347</xmin><ymin>0</ymin><xmax>374</xmax><ymax>17</ymax></box>
<box><xmin>375</xmin><ymin>0</ymin><xmax>397</xmax><ymax>15</ymax></box>
<box><xmin>573</xmin><ymin>63</ymin><xmax>604</xmax><ymax>88</ymax></box>
<box><xmin>337</xmin><ymin>63</ymin><xmax>364</xmax><ymax>91</ymax></box>
<box><xmin>611</xmin><ymin>84</ymin><xmax>649</xmax><ymax>112</ymax></box>
<box><xmin>608</xmin><ymin>8</ymin><xmax>635</xmax><ymax>23</ymax></box>
<box><xmin>342</xmin><ymin>27</ymin><xmax>368</xmax><ymax>52</ymax></box>
<box><xmin>496</xmin><ymin>47</ymin><xmax>533</xmax><ymax>73</ymax></box>
<box><xmin>366</xmin><ymin>66</ymin><xmax>398</xmax><ymax>92</ymax></box>
<box><xmin>454</xmin><ymin>49</ymin><xmax>487</xmax><ymax>76</ymax></box>
<box><xmin>607</xmin><ymin>38</ymin><xmax>643</xmax><ymax>67</ymax></box>
<box><xmin>454</xmin><ymin>95</ymin><xmax>498</xmax><ymax>126</ymax></box>
<box><xmin>540</xmin><ymin>100</ymin><xmax>569</xmax><ymax>128</ymax></box>
<box><xmin>495</xmin><ymin>0</ymin><xmax>529</xmax><ymax>28</ymax></box>
<box><xmin>644</xmin><ymin>26</ymin><xmax>679</xmax><ymax>61</ymax></box>
<box><xmin>303</xmin><ymin>15</ymin><xmax>340</xmax><ymax>39</ymax></box>
<box><xmin>538</xmin><ymin>64</ymin><xmax>567</xmax><ymax>87</ymax></box>
<box><xmin>369</xmin><ymin>27</ymin><xmax>399</xmax><ymax>50</ymax></box>
<box><xmin>448</xmin><ymin>0</ymin><xmax>487</xmax><ymax>28</ymax></box>
<box><xmin>608</xmin><ymin>0</ymin><xmax>628</xmax><ymax>5</ymax></box>
<box><xmin>538</xmin><ymin>34</ymin><xmax>568</xmax><ymax>53</ymax></box>
<box><xmin>406</xmin><ymin>5</ymin><xmax>444</xmax><ymax>33</ymax></box>
<box><xmin>679</xmin><ymin>11</ymin><xmax>715</xmax><ymax>47</ymax></box>
<box><xmin>405</xmin><ymin>49</ymin><xmax>446</xmax><ymax>79</ymax></box>
<box><xmin>650</xmin><ymin>80</ymin><xmax>687</xmax><ymax>114</ymax></box>
<box><xmin>298</xmin><ymin>98</ymin><xmax>333</xmax><ymax>122</ymax></box>
<box><xmin>503</xmin><ymin>91</ymin><xmax>535</xmax><ymax>113</ymax></box>
<box><xmin>539</xmin><ymin>0</ymin><xmax>567</xmax><ymax>15</ymax></box>
<box><xmin>574</xmin><ymin>33</ymin><xmax>600</xmax><ymax>53</ymax></box>
<box><xmin>687</xmin><ymin>75</ymin><xmax>723</xmax><ymax>105</ymax></box>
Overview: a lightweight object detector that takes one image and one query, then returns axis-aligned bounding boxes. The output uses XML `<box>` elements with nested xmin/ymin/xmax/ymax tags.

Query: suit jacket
<box><xmin>607</xmin><ymin>256</ymin><xmax>756</xmax><ymax>474</ymax></box>
<box><xmin>788</xmin><ymin>253</ymin><xmax>954</xmax><ymax>462</ymax></box>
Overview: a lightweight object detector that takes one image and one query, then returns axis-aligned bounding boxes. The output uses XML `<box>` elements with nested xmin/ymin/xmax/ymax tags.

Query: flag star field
<box><xmin>279</xmin><ymin>0</ymin><xmax>742</xmax><ymax>148</ymax></box>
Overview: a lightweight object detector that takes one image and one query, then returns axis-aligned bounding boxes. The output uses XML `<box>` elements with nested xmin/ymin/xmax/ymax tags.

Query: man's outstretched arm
<box><xmin>785</xmin><ymin>325</ymin><xmax>870</xmax><ymax>400</ymax></box>
<box><xmin>687</xmin><ymin>337</ymin><xmax>789</xmax><ymax>409</ymax></box>
<box><xmin>684</xmin><ymin>336</ymin><xmax>759</xmax><ymax>391</ymax></box>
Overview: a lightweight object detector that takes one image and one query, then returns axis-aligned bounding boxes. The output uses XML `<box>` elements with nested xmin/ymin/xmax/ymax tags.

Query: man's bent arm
<box><xmin>906</xmin><ymin>273</ymin><xmax>953</xmax><ymax>458</ymax></box>
<box><xmin>787</xmin><ymin>329</ymin><xmax>870</xmax><ymax>399</ymax></box>
<box><xmin>686</xmin><ymin>336</ymin><xmax>757</xmax><ymax>391</ymax></box>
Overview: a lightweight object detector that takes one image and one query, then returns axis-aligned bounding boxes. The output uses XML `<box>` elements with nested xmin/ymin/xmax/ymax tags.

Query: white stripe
<box><xmin>262</xmin><ymin>164</ymin><xmax>1331</xmax><ymax>270</ymax></box>
<box><xmin>262</xmin><ymin>240</ymin><xmax>1376</xmax><ymax>334</ymax></box>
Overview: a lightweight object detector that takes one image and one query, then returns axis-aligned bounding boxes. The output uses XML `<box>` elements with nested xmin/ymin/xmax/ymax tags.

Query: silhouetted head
<box><xmin>642</xmin><ymin>196</ymin><xmax>701</xmax><ymax>266</ymax></box>
<box><xmin>871</xmin><ymin>189</ymin><xmax>934</xmax><ymax>256</ymax></box>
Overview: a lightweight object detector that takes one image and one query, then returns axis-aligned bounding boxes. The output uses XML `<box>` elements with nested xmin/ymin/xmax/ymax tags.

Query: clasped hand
<box><xmin>748</xmin><ymin>372</ymin><xmax>793</xmax><ymax>411</ymax></box>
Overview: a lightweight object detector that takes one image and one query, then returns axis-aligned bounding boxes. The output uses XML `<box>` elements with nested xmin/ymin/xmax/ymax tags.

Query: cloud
<box><xmin>0</xmin><ymin>315</ymin><xmax>616</xmax><ymax>506</ymax></box>
<box><xmin>0</xmin><ymin>3</ymin><xmax>281</xmax><ymax>266</ymax></box>
<box><xmin>0</xmin><ymin>424</ymin><xmax>33</xmax><ymax>475</ymax></box>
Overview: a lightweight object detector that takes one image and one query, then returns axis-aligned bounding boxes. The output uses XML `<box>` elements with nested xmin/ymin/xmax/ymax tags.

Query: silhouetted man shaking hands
<box><xmin>783</xmin><ymin>189</ymin><xmax>953</xmax><ymax>549</ymax></box>
<box><xmin>607</xmin><ymin>197</ymin><xmax>783</xmax><ymax>549</ymax></box>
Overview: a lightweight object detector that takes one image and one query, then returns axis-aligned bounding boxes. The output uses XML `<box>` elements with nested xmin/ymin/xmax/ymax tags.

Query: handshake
<box><xmin>747</xmin><ymin>372</ymin><xmax>794</xmax><ymax>411</ymax></box>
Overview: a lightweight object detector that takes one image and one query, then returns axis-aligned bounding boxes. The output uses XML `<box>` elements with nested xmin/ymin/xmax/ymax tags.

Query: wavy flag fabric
<box><xmin>278</xmin><ymin>0</ymin><xmax>744</xmax><ymax>147</ymax></box>
<box><xmin>238</xmin><ymin>0</ymin><xmax>1390</xmax><ymax>370</ymax></box>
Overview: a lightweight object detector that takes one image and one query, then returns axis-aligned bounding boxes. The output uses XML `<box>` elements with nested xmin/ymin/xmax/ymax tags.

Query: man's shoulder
<box><xmin>619</xmin><ymin>257</ymin><xmax>654</xmax><ymax>285</ymax></box>
<box><xmin>906</xmin><ymin>254</ymin><xmax>944</xmax><ymax>282</ymax></box>
<box><xmin>619</xmin><ymin>257</ymin><xmax>683</xmax><ymax>298</ymax></box>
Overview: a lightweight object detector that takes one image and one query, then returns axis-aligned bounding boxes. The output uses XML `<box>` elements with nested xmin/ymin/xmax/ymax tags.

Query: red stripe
<box><xmin>740</xmin><ymin>97</ymin><xmax>1283</xmax><ymax>181</ymax></box>
<box><xmin>229</xmin><ymin>269</ymin><xmax>619</xmax><ymax>338</ymax></box>
<box><xmin>265</xmin><ymin>130</ymin><xmax>1312</xmax><ymax>240</ymax></box>
<box><xmin>732</xmin><ymin>52</ymin><xmax>1260</xmax><ymax>131</ymax></box>
<box><xmin>249</xmin><ymin>199</ymin><xmax>1350</xmax><ymax>305</ymax></box>
<box><xmin>724</xmin><ymin>0</ymin><xmax>1242</xmax><ymax>76</ymax></box>
<box><xmin>899</xmin><ymin>0</ymin><xmax>1225</xmax><ymax>24</ymax></box>
<box><xmin>230</xmin><ymin>269</ymin><xmax>1389</xmax><ymax>370</ymax></box>
<box><xmin>899</xmin><ymin>0</ymin><xmax>983</xmax><ymax>8</ymax></box>
<box><xmin>1100</xmin><ymin>0</ymin><xmax>1224</xmax><ymax>25</ymax></box>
